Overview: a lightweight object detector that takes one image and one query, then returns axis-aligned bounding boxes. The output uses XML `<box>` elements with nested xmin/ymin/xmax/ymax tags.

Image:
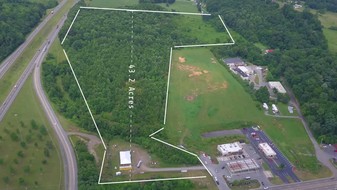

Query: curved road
<box><xmin>0</xmin><ymin>0</ymin><xmax>68</xmax><ymax>79</ymax></box>
<box><xmin>0</xmin><ymin>1</ymin><xmax>78</xmax><ymax>189</ymax></box>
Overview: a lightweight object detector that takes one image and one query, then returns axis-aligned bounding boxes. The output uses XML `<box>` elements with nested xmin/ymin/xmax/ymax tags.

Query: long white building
<box><xmin>259</xmin><ymin>143</ymin><xmax>276</xmax><ymax>158</ymax></box>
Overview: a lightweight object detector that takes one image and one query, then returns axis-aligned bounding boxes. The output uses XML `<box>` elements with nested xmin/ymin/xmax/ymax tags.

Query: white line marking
<box><xmin>61</xmin><ymin>9</ymin><xmax>81</xmax><ymax>45</ymax></box>
<box><xmin>174</xmin><ymin>43</ymin><xmax>235</xmax><ymax>48</ymax></box>
<box><xmin>163</xmin><ymin>47</ymin><xmax>173</xmax><ymax>125</ymax></box>
<box><xmin>151</xmin><ymin>136</ymin><xmax>197</xmax><ymax>157</ymax></box>
<box><xmin>149</xmin><ymin>127</ymin><xmax>164</xmax><ymax>137</ymax></box>
<box><xmin>98</xmin><ymin>150</ymin><xmax>107</xmax><ymax>183</ymax></box>
<box><xmin>218</xmin><ymin>15</ymin><xmax>235</xmax><ymax>44</ymax></box>
<box><xmin>98</xmin><ymin>176</ymin><xmax>207</xmax><ymax>184</ymax></box>
<box><xmin>197</xmin><ymin>156</ymin><xmax>213</xmax><ymax>177</ymax></box>
<box><xmin>80</xmin><ymin>6</ymin><xmax>211</xmax><ymax>15</ymax></box>
<box><xmin>63</xmin><ymin>49</ymin><xmax>107</xmax><ymax>150</ymax></box>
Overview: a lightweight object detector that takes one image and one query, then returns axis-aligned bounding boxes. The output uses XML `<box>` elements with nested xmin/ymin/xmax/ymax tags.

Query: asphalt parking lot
<box><xmin>243</xmin><ymin>127</ymin><xmax>301</xmax><ymax>183</ymax></box>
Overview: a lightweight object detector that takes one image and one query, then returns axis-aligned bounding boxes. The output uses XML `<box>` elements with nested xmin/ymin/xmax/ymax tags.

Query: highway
<box><xmin>0</xmin><ymin>0</ymin><xmax>68</xmax><ymax>80</ymax></box>
<box><xmin>0</xmin><ymin>1</ymin><xmax>78</xmax><ymax>189</ymax></box>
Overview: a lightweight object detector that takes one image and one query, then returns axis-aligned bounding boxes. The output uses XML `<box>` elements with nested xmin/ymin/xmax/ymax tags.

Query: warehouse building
<box><xmin>120</xmin><ymin>150</ymin><xmax>132</xmax><ymax>170</ymax></box>
<box><xmin>217</xmin><ymin>142</ymin><xmax>243</xmax><ymax>156</ymax></box>
<box><xmin>259</xmin><ymin>143</ymin><xmax>277</xmax><ymax>158</ymax></box>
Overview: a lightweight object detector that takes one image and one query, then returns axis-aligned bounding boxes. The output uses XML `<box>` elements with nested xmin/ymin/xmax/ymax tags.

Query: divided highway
<box><xmin>0</xmin><ymin>1</ymin><xmax>78</xmax><ymax>189</ymax></box>
<box><xmin>0</xmin><ymin>0</ymin><xmax>68</xmax><ymax>80</ymax></box>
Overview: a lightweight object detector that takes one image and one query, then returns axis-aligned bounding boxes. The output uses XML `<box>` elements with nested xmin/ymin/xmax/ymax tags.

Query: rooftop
<box><xmin>268</xmin><ymin>81</ymin><xmax>286</xmax><ymax>94</ymax></box>
<box><xmin>259</xmin><ymin>143</ymin><xmax>276</xmax><ymax>156</ymax></box>
<box><xmin>218</xmin><ymin>142</ymin><xmax>243</xmax><ymax>154</ymax></box>
<box><xmin>120</xmin><ymin>150</ymin><xmax>131</xmax><ymax>165</ymax></box>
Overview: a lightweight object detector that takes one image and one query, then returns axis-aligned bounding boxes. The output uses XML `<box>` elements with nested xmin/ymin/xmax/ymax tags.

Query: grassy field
<box><xmin>174</xmin><ymin>15</ymin><xmax>231</xmax><ymax>44</ymax></box>
<box><xmin>0</xmin><ymin>76</ymin><xmax>62</xmax><ymax>190</ymax></box>
<box><xmin>159</xmin><ymin>0</ymin><xmax>198</xmax><ymax>13</ymax></box>
<box><xmin>0</xmin><ymin>0</ymin><xmax>75</xmax><ymax>105</ymax></box>
<box><xmin>165</xmin><ymin>47</ymin><xmax>330</xmax><ymax>179</ymax></box>
<box><xmin>84</xmin><ymin>0</ymin><xmax>138</xmax><ymax>7</ymax></box>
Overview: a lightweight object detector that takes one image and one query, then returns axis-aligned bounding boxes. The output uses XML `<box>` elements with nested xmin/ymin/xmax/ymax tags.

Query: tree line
<box><xmin>206</xmin><ymin>0</ymin><xmax>337</xmax><ymax>143</ymax></box>
<box><xmin>0</xmin><ymin>0</ymin><xmax>57</xmax><ymax>63</ymax></box>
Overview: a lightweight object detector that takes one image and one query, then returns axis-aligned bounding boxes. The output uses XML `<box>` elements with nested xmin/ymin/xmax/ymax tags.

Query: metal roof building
<box><xmin>120</xmin><ymin>150</ymin><xmax>131</xmax><ymax>166</ymax></box>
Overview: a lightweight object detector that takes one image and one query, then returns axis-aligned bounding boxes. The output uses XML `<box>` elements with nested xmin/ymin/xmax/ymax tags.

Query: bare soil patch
<box><xmin>179</xmin><ymin>56</ymin><xmax>186</xmax><ymax>63</ymax></box>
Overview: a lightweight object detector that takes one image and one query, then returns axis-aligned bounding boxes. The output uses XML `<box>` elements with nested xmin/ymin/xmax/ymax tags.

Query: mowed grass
<box><xmin>84</xmin><ymin>0</ymin><xmax>138</xmax><ymax>7</ymax></box>
<box><xmin>0</xmin><ymin>0</ymin><xmax>75</xmax><ymax>105</ymax></box>
<box><xmin>0</xmin><ymin>76</ymin><xmax>62</xmax><ymax>189</ymax></box>
<box><xmin>159</xmin><ymin>0</ymin><xmax>198</xmax><ymax>13</ymax></box>
<box><xmin>174</xmin><ymin>15</ymin><xmax>231</xmax><ymax>44</ymax></box>
<box><xmin>323</xmin><ymin>28</ymin><xmax>337</xmax><ymax>53</ymax></box>
<box><xmin>165</xmin><ymin>48</ymin><xmax>330</xmax><ymax>179</ymax></box>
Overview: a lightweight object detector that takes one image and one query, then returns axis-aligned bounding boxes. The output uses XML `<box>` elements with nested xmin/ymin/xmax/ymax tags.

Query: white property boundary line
<box><xmin>63</xmin><ymin>49</ymin><xmax>107</xmax><ymax>150</ymax></box>
<box><xmin>61</xmin><ymin>6</ymin><xmax>236</xmax><ymax>185</ymax></box>
<box><xmin>61</xmin><ymin>9</ymin><xmax>80</xmax><ymax>45</ymax></box>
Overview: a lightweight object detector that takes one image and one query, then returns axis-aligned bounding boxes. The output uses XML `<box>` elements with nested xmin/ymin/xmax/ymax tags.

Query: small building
<box><xmin>223</xmin><ymin>57</ymin><xmax>245</xmax><ymax>67</ymax></box>
<box><xmin>217</xmin><ymin>142</ymin><xmax>243</xmax><ymax>156</ymax></box>
<box><xmin>288</xmin><ymin>106</ymin><xmax>294</xmax><ymax>114</ymax></box>
<box><xmin>263</xmin><ymin>103</ymin><xmax>269</xmax><ymax>110</ymax></box>
<box><xmin>265</xmin><ymin>49</ymin><xmax>274</xmax><ymax>54</ymax></box>
<box><xmin>120</xmin><ymin>150</ymin><xmax>132</xmax><ymax>170</ymax></box>
<box><xmin>272</xmin><ymin>104</ymin><xmax>279</xmax><ymax>113</ymax></box>
<box><xmin>268</xmin><ymin>81</ymin><xmax>286</xmax><ymax>94</ymax></box>
<box><xmin>259</xmin><ymin>143</ymin><xmax>276</xmax><ymax>158</ymax></box>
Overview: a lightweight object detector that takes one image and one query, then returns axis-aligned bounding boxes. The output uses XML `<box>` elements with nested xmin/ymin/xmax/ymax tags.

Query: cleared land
<box><xmin>159</xmin><ymin>0</ymin><xmax>199</xmax><ymax>13</ymax></box>
<box><xmin>165</xmin><ymin>47</ymin><xmax>330</xmax><ymax>179</ymax></box>
<box><xmin>0</xmin><ymin>76</ymin><xmax>62</xmax><ymax>189</ymax></box>
<box><xmin>84</xmin><ymin>0</ymin><xmax>138</xmax><ymax>7</ymax></box>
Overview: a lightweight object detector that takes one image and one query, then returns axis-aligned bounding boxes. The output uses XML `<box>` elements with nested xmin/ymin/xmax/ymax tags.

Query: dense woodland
<box><xmin>206</xmin><ymin>0</ymin><xmax>337</xmax><ymax>143</ymax></box>
<box><xmin>0</xmin><ymin>0</ymin><xmax>57</xmax><ymax>62</ymax></box>
<box><xmin>304</xmin><ymin>0</ymin><xmax>337</xmax><ymax>12</ymax></box>
<box><xmin>44</xmin><ymin>3</ymin><xmax>201</xmax><ymax>172</ymax></box>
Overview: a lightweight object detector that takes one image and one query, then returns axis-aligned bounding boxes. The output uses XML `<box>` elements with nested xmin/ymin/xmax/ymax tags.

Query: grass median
<box><xmin>0</xmin><ymin>0</ymin><xmax>75</xmax><ymax>104</ymax></box>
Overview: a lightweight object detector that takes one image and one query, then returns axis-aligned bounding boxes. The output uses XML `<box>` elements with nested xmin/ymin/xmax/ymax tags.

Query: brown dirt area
<box><xmin>179</xmin><ymin>56</ymin><xmax>186</xmax><ymax>63</ymax></box>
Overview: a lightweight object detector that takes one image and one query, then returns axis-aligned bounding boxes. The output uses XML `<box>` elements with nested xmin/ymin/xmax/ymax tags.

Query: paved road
<box><xmin>141</xmin><ymin>165</ymin><xmax>205</xmax><ymax>172</ymax></box>
<box><xmin>0</xmin><ymin>4</ymin><xmax>78</xmax><ymax>190</ymax></box>
<box><xmin>0</xmin><ymin>0</ymin><xmax>68</xmax><ymax>80</ymax></box>
<box><xmin>269</xmin><ymin>177</ymin><xmax>337</xmax><ymax>190</ymax></box>
<box><xmin>202</xmin><ymin>129</ymin><xmax>243</xmax><ymax>138</ymax></box>
<box><xmin>264</xmin><ymin>111</ymin><xmax>299</xmax><ymax>119</ymax></box>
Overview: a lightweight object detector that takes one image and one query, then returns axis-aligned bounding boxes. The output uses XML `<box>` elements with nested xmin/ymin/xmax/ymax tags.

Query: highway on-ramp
<box><xmin>0</xmin><ymin>5</ymin><xmax>78</xmax><ymax>190</ymax></box>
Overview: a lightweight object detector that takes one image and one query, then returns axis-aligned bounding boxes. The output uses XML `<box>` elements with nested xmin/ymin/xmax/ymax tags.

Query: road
<box><xmin>283</xmin><ymin>81</ymin><xmax>337</xmax><ymax>177</ymax></box>
<box><xmin>68</xmin><ymin>132</ymin><xmax>101</xmax><ymax>162</ymax></box>
<box><xmin>0</xmin><ymin>2</ymin><xmax>78</xmax><ymax>189</ymax></box>
<box><xmin>269</xmin><ymin>177</ymin><xmax>337</xmax><ymax>190</ymax></box>
<box><xmin>0</xmin><ymin>0</ymin><xmax>68</xmax><ymax>80</ymax></box>
<box><xmin>141</xmin><ymin>165</ymin><xmax>205</xmax><ymax>172</ymax></box>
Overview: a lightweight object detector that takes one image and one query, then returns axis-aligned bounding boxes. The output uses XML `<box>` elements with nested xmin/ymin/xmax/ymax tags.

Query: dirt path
<box><xmin>68</xmin><ymin>132</ymin><xmax>102</xmax><ymax>163</ymax></box>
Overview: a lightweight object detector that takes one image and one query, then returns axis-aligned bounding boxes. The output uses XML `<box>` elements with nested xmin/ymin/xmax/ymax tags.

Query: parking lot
<box><xmin>243</xmin><ymin>127</ymin><xmax>301</xmax><ymax>183</ymax></box>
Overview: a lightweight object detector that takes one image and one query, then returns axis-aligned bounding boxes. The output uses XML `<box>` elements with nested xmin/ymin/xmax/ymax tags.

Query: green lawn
<box><xmin>0</xmin><ymin>0</ymin><xmax>75</xmax><ymax>105</ymax></box>
<box><xmin>174</xmin><ymin>15</ymin><xmax>231</xmax><ymax>44</ymax></box>
<box><xmin>159</xmin><ymin>0</ymin><xmax>198</xmax><ymax>13</ymax></box>
<box><xmin>165</xmin><ymin>47</ymin><xmax>330</xmax><ymax>179</ymax></box>
<box><xmin>84</xmin><ymin>0</ymin><xmax>138</xmax><ymax>7</ymax></box>
<box><xmin>323</xmin><ymin>28</ymin><xmax>337</xmax><ymax>53</ymax></box>
<box><xmin>0</xmin><ymin>76</ymin><xmax>63</xmax><ymax>189</ymax></box>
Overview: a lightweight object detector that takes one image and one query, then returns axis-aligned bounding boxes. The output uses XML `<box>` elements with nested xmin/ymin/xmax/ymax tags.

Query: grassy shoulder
<box><xmin>0</xmin><ymin>75</ymin><xmax>63</xmax><ymax>189</ymax></box>
<box><xmin>165</xmin><ymin>47</ymin><xmax>329</xmax><ymax>179</ymax></box>
<box><xmin>0</xmin><ymin>0</ymin><xmax>75</xmax><ymax>105</ymax></box>
<box><xmin>84</xmin><ymin>0</ymin><xmax>138</xmax><ymax>7</ymax></box>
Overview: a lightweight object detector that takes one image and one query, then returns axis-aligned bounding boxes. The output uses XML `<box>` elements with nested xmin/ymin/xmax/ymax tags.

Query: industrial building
<box><xmin>237</xmin><ymin>66</ymin><xmax>253</xmax><ymax>75</ymax></box>
<box><xmin>268</xmin><ymin>81</ymin><xmax>286</xmax><ymax>94</ymax></box>
<box><xmin>259</xmin><ymin>143</ymin><xmax>277</xmax><ymax>158</ymax></box>
<box><xmin>217</xmin><ymin>142</ymin><xmax>243</xmax><ymax>156</ymax></box>
<box><xmin>119</xmin><ymin>150</ymin><xmax>132</xmax><ymax>170</ymax></box>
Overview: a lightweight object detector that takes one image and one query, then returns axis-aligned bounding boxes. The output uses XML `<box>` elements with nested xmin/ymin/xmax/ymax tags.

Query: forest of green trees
<box><xmin>304</xmin><ymin>0</ymin><xmax>337</xmax><ymax>12</ymax></box>
<box><xmin>206</xmin><ymin>0</ymin><xmax>337</xmax><ymax>143</ymax></box>
<box><xmin>0</xmin><ymin>0</ymin><xmax>57</xmax><ymax>62</ymax></box>
<box><xmin>43</xmin><ymin>3</ymin><xmax>202</xmax><ymax>170</ymax></box>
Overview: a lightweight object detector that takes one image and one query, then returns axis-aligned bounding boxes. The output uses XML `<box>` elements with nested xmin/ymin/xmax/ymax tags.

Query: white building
<box><xmin>120</xmin><ymin>150</ymin><xmax>132</xmax><ymax>170</ymax></box>
<box><xmin>263</xmin><ymin>103</ymin><xmax>269</xmax><ymax>110</ymax></box>
<box><xmin>259</xmin><ymin>143</ymin><xmax>276</xmax><ymax>158</ymax></box>
<box><xmin>272</xmin><ymin>104</ymin><xmax>279</xmax><ymax>113</ymax></box>
<box><xmin>268</xmin><ymin>81</ymin><xmax>286</xmax><ymax>94</ymax></box>
<box><xmin>238</xmin><ymin>66</ymin><xmax>253</xmax><ymax>75</ymax></box>
<box><xmin>217</xmin><ymin>142</ymin><xmax>243</xmax><ymax>156</ymax></box>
